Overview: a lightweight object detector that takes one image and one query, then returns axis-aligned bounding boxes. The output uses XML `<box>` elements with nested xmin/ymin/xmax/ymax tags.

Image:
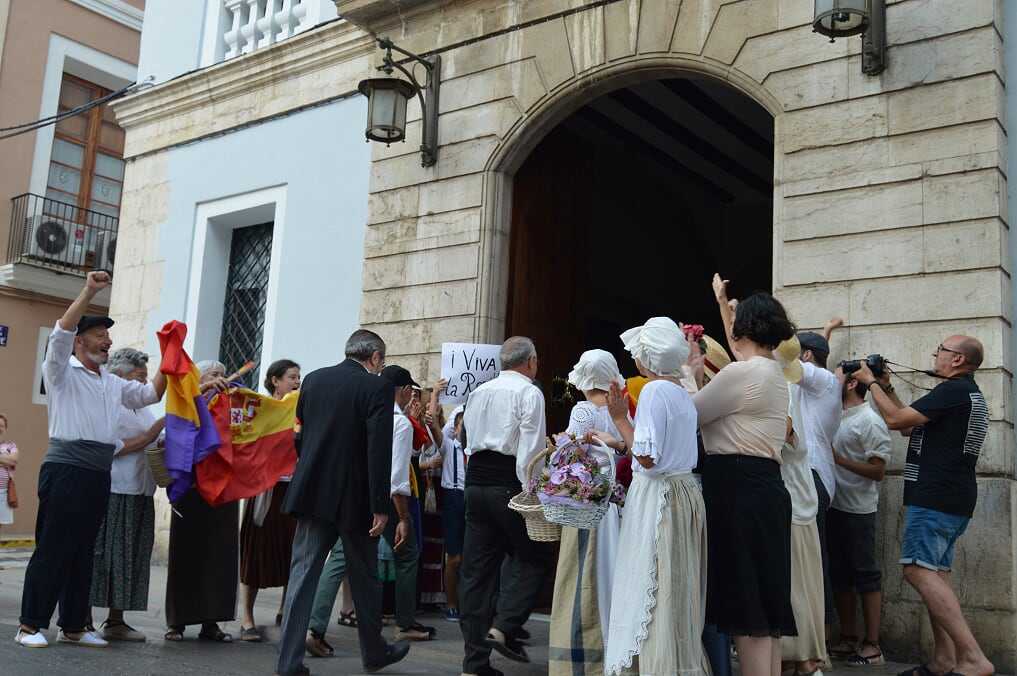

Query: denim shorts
<box><xmin>900</xmin><ymin>505</ymin><xmax>970</xmax><ymax>572</ymax></box>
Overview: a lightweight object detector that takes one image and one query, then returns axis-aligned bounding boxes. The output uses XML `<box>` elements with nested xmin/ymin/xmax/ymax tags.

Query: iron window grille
<box><xmin>218</xmin><ymin>222</ymin><xmax>273</xmax><ymax>389</ymax></box>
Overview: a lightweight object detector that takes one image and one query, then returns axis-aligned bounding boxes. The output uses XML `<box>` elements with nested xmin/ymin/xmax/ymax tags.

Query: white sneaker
<box><xmin>15</xmin><ymin>629</ymin><xmax>48</xmax><ymax>648</ymax></box>
<box><xmin>58</xmin><ymin>630</ymin><xmax>108</xmax><ymax>647</ymax></box>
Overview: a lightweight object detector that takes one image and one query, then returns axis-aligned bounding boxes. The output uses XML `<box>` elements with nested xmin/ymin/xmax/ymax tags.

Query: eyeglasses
<box><xmin>936</xmin><ymin>344</ymin><xmax>964</xmax><ymax>358</ymax></box>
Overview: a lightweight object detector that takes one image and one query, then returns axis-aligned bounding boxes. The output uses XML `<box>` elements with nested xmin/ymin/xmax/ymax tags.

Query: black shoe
<box><xmin>510</xmin><ymin>626</ymin><xmax>531</xmax><ymax>645</ymax></box>
<box><xmin>483</xmin><ymin>630</ymin><xmax>530</xmax><ymax>663</ymax></box>
<box><xmin>364</xmin><ymin>641</ymin><xmax>410</xmax><ymax>673</ymax></box>
<box><xmin>410</xmin><ymin>622</ymin><xmax>436</xmax><ymax>636</ymax></box>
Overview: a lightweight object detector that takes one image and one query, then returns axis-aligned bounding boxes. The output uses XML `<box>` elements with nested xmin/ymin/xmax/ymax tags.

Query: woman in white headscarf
<box><xmin>549</xmin><ymin>349</ymin><xmax>626</xmax><ymax>676</ymax></box>
<box><xmin>596</xmin><ymin>318</ymin><xmax>710</xmax><ymax>676</ymax></box>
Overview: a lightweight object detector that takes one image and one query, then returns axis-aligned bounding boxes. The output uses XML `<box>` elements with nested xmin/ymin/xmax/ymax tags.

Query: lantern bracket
<box><xmin>377</xmin><ymin>38</ymin><xmax>441</xmax><ymax>167</ymax></box>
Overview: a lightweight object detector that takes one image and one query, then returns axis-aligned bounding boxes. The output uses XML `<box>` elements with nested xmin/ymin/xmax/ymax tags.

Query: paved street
<box><xmin>0</xmin><ymin>547</ymin><xmax>918</xmax><ymax>676</ymax></box>
<box><xmin>0</xmin><ymin>549</ymin><xmax>548</xmax><ymax>676</ymax></box>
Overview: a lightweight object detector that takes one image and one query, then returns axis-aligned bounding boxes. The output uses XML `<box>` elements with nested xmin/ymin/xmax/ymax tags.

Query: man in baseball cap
<box><xmin>379</xmin><ymin>365</ymin><xmax>434</xmax><ymax>642</ymax></box>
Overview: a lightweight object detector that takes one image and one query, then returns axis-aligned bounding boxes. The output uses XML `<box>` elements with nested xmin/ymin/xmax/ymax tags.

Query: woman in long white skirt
<box><xmin>596</xmin><ymin>318</ymin><xmax>710</xmax><ymax>676</ymax></box>
<box><xmin>549</xmin><ymin>350</ymin><xmax>625</xmax><ymax>676</ymax></box>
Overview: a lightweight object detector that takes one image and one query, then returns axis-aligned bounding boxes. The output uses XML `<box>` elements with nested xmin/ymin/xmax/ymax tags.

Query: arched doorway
<box><xmin>504</xmin><ymin>73</ymin><xmax>775</xmax><ymax>431</ymax></box>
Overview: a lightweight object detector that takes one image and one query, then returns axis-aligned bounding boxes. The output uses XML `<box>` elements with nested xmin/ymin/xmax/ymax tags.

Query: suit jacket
<box><xmin>283</xmin><ymin>359</ymin><xmax>394</xmax><ymax>534</ymax></box>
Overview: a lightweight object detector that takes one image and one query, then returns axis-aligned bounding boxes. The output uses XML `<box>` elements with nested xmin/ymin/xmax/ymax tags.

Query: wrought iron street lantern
<box><xmin>357</xmin><ymin>38</ymin><xmax>442</xmax><ymax>167</ymax></box>
<box><xmin>813</xmin><ymin>0</ymin><xmax>886</xmax><ymax>76</ymax></box>
<box><xmin>358</xmin><ymin>77</ymin><xmax>416</xmax><ymax>144</ymax></box>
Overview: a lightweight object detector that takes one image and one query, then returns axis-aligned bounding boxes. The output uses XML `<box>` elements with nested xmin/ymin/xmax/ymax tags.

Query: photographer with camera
<box><xmin>854</xmin><ymin>335</ymin><xmax>992</xmax><ymax>676</ymax></box>
<box><xmin>827</xmin><ymin>359</ymin><xmax>892</xmax><ymax>665</ymax></box>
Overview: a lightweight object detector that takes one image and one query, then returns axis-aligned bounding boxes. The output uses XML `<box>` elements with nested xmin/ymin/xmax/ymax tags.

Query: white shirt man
<box><xmin>390</xmin><ymin>402</ymin><xmax>414</xmax><ymax>499</ymax></box>
<box><xmin>459</xmin><ymin>337</ymin><xmax>548</xmax><ymax>671</ymax></box>
<box><xmin>18</xmin><ymin>272</ymin><xmax>172</xmax><ymax>650</ymax></box>
<box><xmin>463</xmin><ymin>370</ymin><xmax>547</xmax><ymax>487</ymax></box>
<box><xmin>791</xmin><ymin>360</ymin><xmax>842</xmax><ymax>501</ymax></box>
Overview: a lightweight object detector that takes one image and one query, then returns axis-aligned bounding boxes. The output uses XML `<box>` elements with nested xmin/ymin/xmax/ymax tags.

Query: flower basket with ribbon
<box><xmin>534</xmin><ymin>434</ymin><xmax>615</xmax><ymax>530</ymax></box>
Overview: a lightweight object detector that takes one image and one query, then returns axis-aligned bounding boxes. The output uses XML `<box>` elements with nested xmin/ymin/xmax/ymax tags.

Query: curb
<box><xmin>0</xmin><ymin>538</ymin><xmax>34</xmax><ymax>549</ymax></box>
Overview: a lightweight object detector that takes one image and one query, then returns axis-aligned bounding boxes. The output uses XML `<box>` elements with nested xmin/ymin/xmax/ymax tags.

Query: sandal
<box><xmin>899</xmin><ymin>665</ymin><xmax>937</xmax><ymax>676</ymax></box>
<box><xmin>848</xmin><ymin>641</ymin><xmax>885</xmax><ymax>667</ymax></box>
<box><xmin>238</xmin><ymin>626</ymin><xmax>262</xmax><ymax>642</ymax></box>
<box><xmin>198</xmin><ymin>626</ymin><xmax>233</xmax><ymax>643</ymax></box>
<box><xmin>338</xmin><ymin>610</ymin><xmax>358</xmax><ymax>628</ymax></box>
<box><xmin>164</xmin><ymin>627</ymin><xmax>184</xmax><ymax>642</ymax></box>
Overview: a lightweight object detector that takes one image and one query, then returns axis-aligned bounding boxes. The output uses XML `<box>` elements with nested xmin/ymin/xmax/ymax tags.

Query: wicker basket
<box><xmin>508</xmin><ymin>446</ymin><xmax>561</xmax><ymax>542</ymax></box>
<box><xmin>541</xmin><ymin>442</ymin><xmax>615</xmax><ymax>530</ymax></box>
<box><xmin>146</xmin><ymin>447</ymin><xmax>172</xmax><ymax>488</ymax></box>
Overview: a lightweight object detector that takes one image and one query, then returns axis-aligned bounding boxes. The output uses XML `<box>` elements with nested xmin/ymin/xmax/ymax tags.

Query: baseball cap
<box><xmin>380</xmin><ymin>365</ymin><xmax>419</xmax><ymax>388</ymax></box>
<box><xmin>76</xmin><ymin>315</ymin><xmax>114</xmax><ymax>335</ymax></box>
<box><xmin>797</xmin><ymin>331</ymin><xmax>830</xmax><ymax>358</ymax></box>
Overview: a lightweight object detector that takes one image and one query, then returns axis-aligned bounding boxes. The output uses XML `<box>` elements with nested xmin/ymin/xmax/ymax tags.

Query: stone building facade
<box><xmin>112</xmin><ymin>0</ymin><xmax>1015</xmax><ymax>666</ymax></box>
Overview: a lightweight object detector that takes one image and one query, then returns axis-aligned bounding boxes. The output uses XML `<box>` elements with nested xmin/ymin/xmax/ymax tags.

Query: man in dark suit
<box><xmin>275</xmin><ymin>330</ymin><xmax>410</xmax><ymax>676</ymax></box>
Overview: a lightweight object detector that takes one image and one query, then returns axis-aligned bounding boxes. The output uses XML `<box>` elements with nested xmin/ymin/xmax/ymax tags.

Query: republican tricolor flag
<box><xmin>157</xmin><ymin>321</ymin><xmax>222</xmax><ymax>503</ymax></box>
<box><xmin>158</xmin><ymin>320</ymin><xmax>297</xmax><ymax>505</ymax></box>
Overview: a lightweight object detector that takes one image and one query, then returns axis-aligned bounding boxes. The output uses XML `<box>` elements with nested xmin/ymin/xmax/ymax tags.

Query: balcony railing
<box><xmin>202</xmin><ymin>0</ymin><xmax>336</xmax><ymax>66</ymax></box>
<box><xmin>6</xmin><ymin>193</ymin><xmax>118</xmax><ymax>276</ymax></box>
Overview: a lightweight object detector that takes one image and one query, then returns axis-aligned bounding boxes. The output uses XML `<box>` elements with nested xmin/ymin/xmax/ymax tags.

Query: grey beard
<box><xmin>87</xmin><ymin>351</ymin><xmax>108</xmax><ymax>365</ymax></box>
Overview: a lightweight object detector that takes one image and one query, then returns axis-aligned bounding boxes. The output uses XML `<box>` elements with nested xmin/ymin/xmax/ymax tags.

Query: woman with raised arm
<box><xmin>693</xmin><ymin>282</ymin><xmax>799</xmax><ymax>676</ymax></box>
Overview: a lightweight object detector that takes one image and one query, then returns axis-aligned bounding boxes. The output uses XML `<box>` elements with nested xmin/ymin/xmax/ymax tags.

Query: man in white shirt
<box><xmin>828</xmin><ymin>369</ymin><xmax>892</xmax><ymax>664</ymax></box>
<box><xmin>793</xmin><ymin>326</ymin><xmax>843</xmax><ymax>628</ymax></box>
<box><xmin>459</xmin><ymin>336</ymin><xmax>548</xmax><ymax>675</ymax></box>
<box><xmin>17</xmin><ymin>272</ymin><xmax>172</xmax><ymax>649</ymax></box>
<box><xmin>379</xmin><ymin>365</ymin><xmax>435</xmax><ymax>642</ymax></box>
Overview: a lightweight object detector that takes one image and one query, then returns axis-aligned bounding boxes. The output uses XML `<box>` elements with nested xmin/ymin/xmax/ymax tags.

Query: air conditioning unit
<box><xmin>21</xmin><ymin>215</ymin><xmax>107</xmax><ymax>270</ymax></box>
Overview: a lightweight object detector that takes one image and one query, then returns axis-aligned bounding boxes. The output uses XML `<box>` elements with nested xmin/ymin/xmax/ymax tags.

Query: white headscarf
<box><xmin>567</xmin><ymin>349</ymin><xmax>624</xmax><ymax>392</ymax></box>
<box><xmin>620</xmin><ymin>317</ymin><xmax>690</xmax><ymax>377</ymax></box>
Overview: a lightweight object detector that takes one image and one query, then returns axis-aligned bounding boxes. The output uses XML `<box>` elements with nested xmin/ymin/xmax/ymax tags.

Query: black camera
<box><xmin>839</xmin><ymin>354</ymin><xmax>887</xmax><ymax>378</ymax></box>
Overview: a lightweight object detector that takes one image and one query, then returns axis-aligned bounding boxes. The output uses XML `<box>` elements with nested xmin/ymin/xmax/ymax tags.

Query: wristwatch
<box><xmin>880</xmin><ymin>383</ymin><xmax>895</xmax><ymax>394</ymax></box>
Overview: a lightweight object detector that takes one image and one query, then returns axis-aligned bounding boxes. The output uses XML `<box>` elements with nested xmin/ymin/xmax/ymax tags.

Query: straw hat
<box><xmin>701</xmin><ymin>335</ymin><xmax>732</xmax><ymax>382</ymax></box>
<box><xmin>774</xmin><ymin>335</ymin><xmax>804</xmax><ymax>384</ymax></box>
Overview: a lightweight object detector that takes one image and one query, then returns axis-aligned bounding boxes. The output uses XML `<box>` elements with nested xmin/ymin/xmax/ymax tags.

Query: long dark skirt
<box><xmin>702</xmin><ymin>454</ymin><xmax>797</xmax><ymax>638</ymax></box>
<box><xmin>165</xmin><ymin>488</ymin><xmax>239</xmax><ymax>627</ymax></box>
<box><xmin>240</xmin><ymin>482</ymin><xmax>296</xmax><ymax>589</ymax></box>
<box><xmin>90</xmin><ymin>493</ymin><xmax>155</xmax><ymax>611</ymax></box>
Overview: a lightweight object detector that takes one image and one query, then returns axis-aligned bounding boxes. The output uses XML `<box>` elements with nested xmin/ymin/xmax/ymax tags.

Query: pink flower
<box><xmin>682</xmin><ymin>323</ymin><xmax>705</xmax><ymax>343</ymax></box>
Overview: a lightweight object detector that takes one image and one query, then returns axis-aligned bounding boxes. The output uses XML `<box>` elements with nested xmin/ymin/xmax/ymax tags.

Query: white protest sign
<box><xmin>440</xmin><ymin>342</ymin><xmax>501</xmax><ymax>405</ymax></box>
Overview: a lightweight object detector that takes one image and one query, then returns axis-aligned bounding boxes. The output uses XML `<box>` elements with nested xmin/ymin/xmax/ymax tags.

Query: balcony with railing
<box><xmin>201</xmin><ymin>0</ymin><xmax>337</xmax><ymax>66</ymax></box>
<box><xmin>5</xmin><ymin>193</ymin><xmax>118</xmax><ymax>276</ymax></box>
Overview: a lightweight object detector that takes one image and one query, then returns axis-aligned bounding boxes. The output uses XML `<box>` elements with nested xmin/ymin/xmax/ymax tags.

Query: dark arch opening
<box><xmin>505</xmin><ymin>73</ymin><xmax>775</xmax><ymax>431</ymax></box>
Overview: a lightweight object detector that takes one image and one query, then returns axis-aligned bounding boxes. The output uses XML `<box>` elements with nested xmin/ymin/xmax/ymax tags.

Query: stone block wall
<box><xmin>339</xmin><ymin>0</ymin><xmax>1015</xmax><ymax>666</ymax></box>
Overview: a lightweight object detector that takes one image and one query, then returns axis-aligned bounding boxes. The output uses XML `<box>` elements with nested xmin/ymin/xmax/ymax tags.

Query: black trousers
<box><xmin>20</xmin><ymin>462</ymin><xmax>110</xmax><ymax>631</ymax></box>
<box><xmin>459</xmin><ymin>484</ymin><xmax>549</xmax><ymax>673</ymax></box>
<box><xmin>277</xmin><ymin>518</ymin><xmax>388</xmax><ymax>675</ymax></box>
<box><xmin>812</xmin><ymin>470</ymin><xmax>836</xmax><ymax>624</ymax></box>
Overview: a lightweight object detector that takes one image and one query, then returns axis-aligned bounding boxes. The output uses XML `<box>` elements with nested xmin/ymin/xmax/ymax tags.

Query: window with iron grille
<box><xmin>219</xmin><ymin>222</ymin><xmax>273</xmax><ymax>389</ymax></box>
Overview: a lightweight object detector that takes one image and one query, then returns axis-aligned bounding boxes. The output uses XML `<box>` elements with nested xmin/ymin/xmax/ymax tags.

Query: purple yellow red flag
<box><xmin>157</xmin><ymin>320</ymin><xmax>221</xmax><ymax>503</ymax></box>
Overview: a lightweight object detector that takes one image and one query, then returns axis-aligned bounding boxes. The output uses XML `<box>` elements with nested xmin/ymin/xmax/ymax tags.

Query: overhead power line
<box><xmin>0</xmin><ymin>76</ymin><xmax>155</xmax><ymax>141</ymax></box>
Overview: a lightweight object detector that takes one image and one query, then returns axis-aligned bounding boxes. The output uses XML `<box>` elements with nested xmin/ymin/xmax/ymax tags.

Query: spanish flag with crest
<box><xmin>196</xmin><ymin>387</ymin><xmax>298</xmax><ymax>506</ymax></box>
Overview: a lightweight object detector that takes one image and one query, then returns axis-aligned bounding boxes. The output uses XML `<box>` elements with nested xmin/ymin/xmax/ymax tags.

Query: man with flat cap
<box><xmin>16</xmin><ymin>272</ymin><xmax>179</xmax><ymax>648</ymax></box>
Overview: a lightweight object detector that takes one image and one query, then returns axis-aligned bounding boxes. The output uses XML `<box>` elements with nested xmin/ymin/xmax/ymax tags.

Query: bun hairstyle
<box><xmin>265</xmin><ymin>359</ymin><xmax>300</xmax><ymax>395</ymax></box>
<box><xmin>731</xmin><ymin>292</ymin><xmax>797</xmax><ymax>350</ymax></box>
